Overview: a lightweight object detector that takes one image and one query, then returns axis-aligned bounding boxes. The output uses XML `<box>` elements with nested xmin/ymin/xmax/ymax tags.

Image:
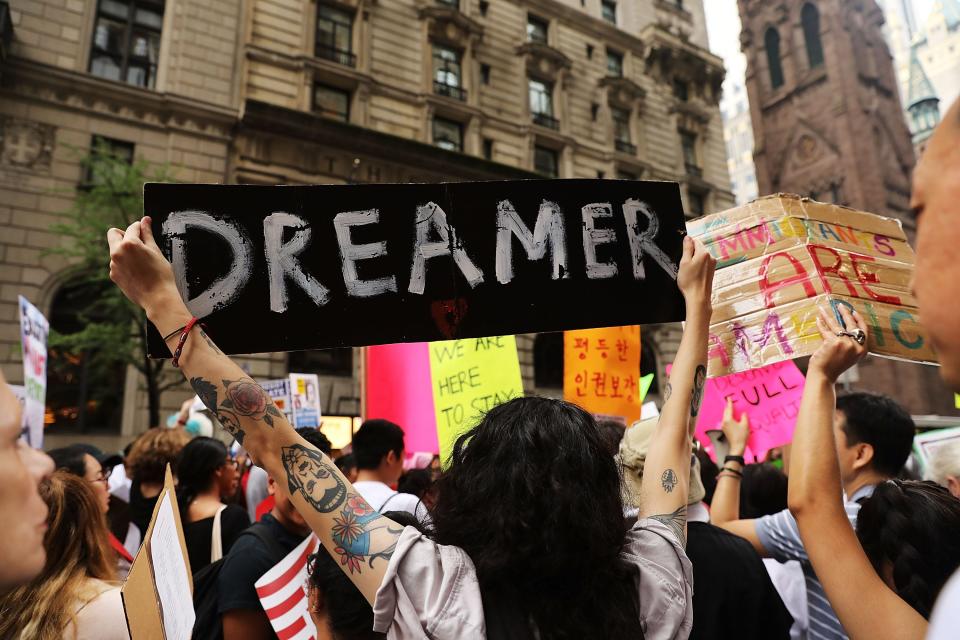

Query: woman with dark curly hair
<box><xmin>787</xmin><ymin>306</ymin><xmax>960</xmax><ymax>639</ymax></box>
<box><xmin>105</xmin><ymin>216</ymin><xmax>714</xmax><ymax>638</ymax></box>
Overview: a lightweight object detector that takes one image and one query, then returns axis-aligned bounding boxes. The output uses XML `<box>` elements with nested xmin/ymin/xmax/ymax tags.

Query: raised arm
<box><xmin>788</xmin><ymin>306</ymin><xmax>926</xmax><ymax>639</ymax></box>
<box><xmin>107</xmin><ymin>218</ymin><xmax>401</xmax><ymax>604</ymax></box>
<box><xmin>639</xmin><ymin>236</ymin><xmax>714</xmax><ymax>545</ymax></box>
<box><xmin>709</xmin><ymin>401</ymin><xmax>771</xmax><ymax>555</ymax></box>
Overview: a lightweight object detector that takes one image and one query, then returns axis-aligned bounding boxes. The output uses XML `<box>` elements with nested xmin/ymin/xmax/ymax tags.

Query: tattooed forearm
<box><xmin>198</xmin><ymin>329</ymin><xmax>223</xmax><ymax>356</ymax></box>
<box><xmin>690</xmin><ymin>365</ymin><xmax>707</xmax><ymax>418</ymax></box>
<box><xmin>188</xmin><ymin>375</ymin><xmax>285</xmax><ymax>445</ymax></box>
<box><xmin>663</xmin><ymin>381</ymin><xmax>672</xmax><ymax>402</ymax></box>
<box><xmin>661</xmin><ymin>468</ymin><xmax>678</xmax><ymax>493</ymax></box>
<box><xmin>282</xmin><ymin>444</ymin><xmax>348</xmax><ymax>513</ymax></box>
<box><xmin>650</xmin><ymin>505</ymin><xmax>688</xmax><ymax>546</ymax></box>
<box><xmin>330</xmin><ymin>494</ymin><xmax>403</xmax><ymax>574</ymax></box>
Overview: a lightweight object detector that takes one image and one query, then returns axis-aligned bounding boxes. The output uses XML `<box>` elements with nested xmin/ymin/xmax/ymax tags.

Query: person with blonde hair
<box><xmin>924</xmin><ymin>440</ymin><xmax>960</xmax><ymax>498</ymax></box>
<box><xmin>0</xmin><ymin>470</ymin><xmax>128</xmax><ymax>639</ymax></box>
<box><xmin>125</xmin><ymin>426</ymin><xmax>191</xmax><ymax>535</ymax></box>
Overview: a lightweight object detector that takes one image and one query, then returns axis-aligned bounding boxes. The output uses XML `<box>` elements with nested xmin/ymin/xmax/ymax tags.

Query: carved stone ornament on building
<box><xmin>0</xmin><ymin>116</ymin><xmax>55</xmax><ymax>172</ymax></box>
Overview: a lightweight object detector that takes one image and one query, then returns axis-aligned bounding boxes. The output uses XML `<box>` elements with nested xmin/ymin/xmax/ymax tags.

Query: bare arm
<box><xmin>789</xmin><ymin>306</ymin><xmax>926</xmax><ymax>639</ymax></box>
<box><xmin>107</xmin><ymin>218</ymin><xmax>402</xmax><ymax>604</ymax></box>
<box><xmin>639</xmin><ymin>237</ymin><xmax>715</xmax><ymax>545</ymax></box>
<box><xmin>709</xmin><ymin>401</ymin><xmax>770</xmax><ymax>556</ymax></box>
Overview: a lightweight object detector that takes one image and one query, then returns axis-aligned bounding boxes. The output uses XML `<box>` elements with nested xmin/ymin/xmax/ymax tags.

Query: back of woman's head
<box><xmin>127</xmin><ymin>427</ymin><xmax>191</xmax><ymax>484</ymax></box>
<box><xmin>0</xmin><ymin>470</ymin><xmax>116</xmax><ymax>639</ymax></box>
<box><xmin>431</xmin><ymin>397</ymin><xmax>637</xmax><ymax>639</ymax></box>
<box><xmin>739</xmin><ymin>463</ymin><xmax>788</xmax><ymax>519</ymax></box>
<box><xmin>175</xmin><ymin>436</ymin><xmax>227</xmax><ymax>510</ymax></box>
<box><xmin>856</xmin><ymin>480</ymin><xmax>960</xmax><ymax>618</ymax></box>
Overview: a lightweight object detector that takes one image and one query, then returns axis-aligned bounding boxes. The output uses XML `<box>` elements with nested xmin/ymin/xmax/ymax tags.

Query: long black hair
<box><xmin>856</xmin><ymin>479</ymin><xmax>960</xmax><ymax>618</ymax></box>
<box><xmin>174</xmin><ymin>436</ymin><xmax>228</xmax><ymax>516</ymax></box>
<box><xmin>430</xmin><ymin>397</ymin><xmax>639</xmax><ymax>639</ymax></box>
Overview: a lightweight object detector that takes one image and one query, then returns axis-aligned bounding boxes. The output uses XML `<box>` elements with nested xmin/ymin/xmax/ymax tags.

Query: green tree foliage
<box><xmin>47</xmin><ymin>141</ymin><xmax>181</xmax><ymax>430</ymax></box>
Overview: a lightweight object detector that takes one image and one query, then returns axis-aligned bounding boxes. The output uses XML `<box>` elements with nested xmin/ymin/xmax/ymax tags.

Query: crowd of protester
<box><xmin>0</xmin><ymin>99</ymin><xmax>959</xmax><ymax>640</ymax></box>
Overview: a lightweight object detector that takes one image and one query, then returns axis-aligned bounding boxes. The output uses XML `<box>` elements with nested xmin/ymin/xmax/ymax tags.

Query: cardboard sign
<box><xmin>122</xmin><ymin>466</ymin><xmax>193</xmax><ymax>640</ymax></box>
<box><xmin>290</xmin><ymin>373</ymin><xmax>322</xmax><ymax>428</ymax></box>
<box><xmin>687</xmin><ymin>194</ymin><xmax>935</xmax><ymax>376</ymax></box>
<box><xmin>564</xmin><ymin>326</ymin><xmax>642</xmax><ymax>424</ymax></box>
<box><xmin>18</xmin><ymin>296</ymin><xmax>48</xmax><ymax>448</ymax></box>
<box><xmin>145</xmin><ymin>180</ymin><xmax>686</xmax><ymax>357</ymax></box>
<box><xmin>691</xmin><ymin>361</ymin><xmax>806</xmax><ymax>462</ymax></box>
<box><xmin>256</xmin><ymin>534</ymin><xmax>319</xmax><ymax>640</ymax></box>
<box><xmin>429</xmin><ymin>335</ymin><xmax>524</xmax><ymax>464</ymax></box>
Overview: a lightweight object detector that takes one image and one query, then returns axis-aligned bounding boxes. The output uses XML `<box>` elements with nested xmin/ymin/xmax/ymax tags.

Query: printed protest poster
<box><xmin>18</xmin><ymin>296</ymin><xmax>48</xmax><ymax>448</ymax></box>
<box><xmin>289</xmin><ymin>373</ymin><xmax>321</xmax><ymax>428</ymax></box>
<box><xmin>563</xmin><ymin>326</ymin><xmax>642</xmax><ymax>424</ymax></box>
<box><xmin>256</xmin><ymin>534</ymin><xmax>319</xmax><ymax>640</ymax></box>
<box><xmin>429</xmin><ymin>336</ymin><xmax>524</xmax><ymax>464</ymax></box>
<box><xmin>688</xmin><ymin>194</ymin><xmax>935</xmax><ymax>376</ymax></box>
<box><xmin>261</xmin><ymin>378</ymin><xmax>293</xmax><ymax>421</ymax></box>
<box><xmin>364</xmin><ymin>343</ymin><xmax>439</xmax><ymax>454</ymax></box>
<box><xmin>914</xmin><ymin>426</ymin><xmax>960</xmax><ymax>477</ymax></box>
<box><xmin>145</xmin><ymin>180</ymin><xmax>687</xmax><ymax>357</ymax></box>
<box><xmin>689</xmin><ymin>360</ymin><xmax>806</xmax><ymax>462</ymax></box>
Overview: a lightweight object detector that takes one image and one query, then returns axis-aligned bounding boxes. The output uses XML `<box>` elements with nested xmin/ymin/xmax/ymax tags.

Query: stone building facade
<box><xmin>0</xmin><ymin>0</ymin><xmax>734</xmax><ymax>450</ymax></box>
<box><xmin>737</xmin><ymin>0</ymin><xmax>956</xmax><ymax>415</ymax></box>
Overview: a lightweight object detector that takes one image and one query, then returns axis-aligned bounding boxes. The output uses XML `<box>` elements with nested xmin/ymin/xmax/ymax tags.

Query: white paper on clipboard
<box><xmin>150</xmin><ymin>493</ymin><xmax>195</xmax><ymax>640</ymax></box>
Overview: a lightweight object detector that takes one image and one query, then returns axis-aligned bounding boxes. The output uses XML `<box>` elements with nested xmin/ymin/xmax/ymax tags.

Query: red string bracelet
<box><xmin>171</xmin><ymin>317</ymin><xmax>202</xmax><ymax>368</ymax></box>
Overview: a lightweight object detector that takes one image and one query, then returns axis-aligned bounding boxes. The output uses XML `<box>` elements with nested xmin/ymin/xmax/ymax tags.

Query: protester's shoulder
<box><xmin>223</xmin><ymin>504</ymin><xmax>251</xmax><ymax>527</ymax></box>
<box><xmin>372</xmin><ymin>526</ymin><xmax>484</xmax><ymax>637</ymax></box>
<box><xmin>73</xmin><ymin>583</ymin><xmax>128</xmax><ymax>640</ymax></box>
<box><xmin>754</xmin><ymin>508</ymin><xmax>808</xmax><ymax>562</ymax></box>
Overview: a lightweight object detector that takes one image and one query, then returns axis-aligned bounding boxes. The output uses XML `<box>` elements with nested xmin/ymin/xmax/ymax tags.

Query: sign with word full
<box><xmin>692</xmin><ymin>361</ymin><xmax>806</xmax><ymax>462</ymax></box>
<box><xmin>18</xmin><ymin>296</ymin><xmax>48</xmax><ymax>448</ymax></box>
<box><xmin>144</xmin><ymin>180</ymin><xmax>686</xmax><ymax>357</ymax></box>
<box><xmin>687</xmin><ymin>194</ymin><xmax>935</xmax><ymax>376</ymax></box>
<box><xmin>429</xmin><ymin>335</ymin><xmax>524</xmax><ymax>464</ymax></box>
<box><xmin>563</xmin><ymin>326</ymin><xmax>642</xmax><ymax>424</ymax></box>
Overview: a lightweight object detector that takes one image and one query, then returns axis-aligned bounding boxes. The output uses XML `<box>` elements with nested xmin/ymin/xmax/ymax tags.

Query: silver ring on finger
<box><xmin>836</xmin><ymin>329</ymin><xmax>866</xmax><ymax>345</ymax></box>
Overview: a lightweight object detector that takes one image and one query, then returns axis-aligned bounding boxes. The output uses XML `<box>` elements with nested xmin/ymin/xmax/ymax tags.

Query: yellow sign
<box><xmin>429</xmin><ymin>335</ymin><xmax>524</xmax><ymax>464</ymax></box>
<box><xmin>564</xmin><ymin>326</ymin><xmax>642</xmax><ymax>423</ymax></box>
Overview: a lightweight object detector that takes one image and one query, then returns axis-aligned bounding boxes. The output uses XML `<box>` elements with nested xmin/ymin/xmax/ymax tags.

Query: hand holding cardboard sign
<box><xmin>810</xmin><ymin>305</ymin><xmax>868</xmax><ymax>384</ymax></box>
<box><xmin>720</xmin><ymin>398</ymin><xmax>750</xmax><ymax>457</ymax></box>
<box><xmin>107</xmin><ymin>216</ymin><xmax>187</xmax><ymax>321</ymax></box>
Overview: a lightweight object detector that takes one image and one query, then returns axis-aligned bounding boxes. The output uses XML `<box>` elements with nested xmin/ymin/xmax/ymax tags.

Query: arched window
<box><xmin>765</xmin><ymin>27</ymin><xmax>785</xmax><ymax>89</ymax></box>
<box><xmin>47</xmin><ymin>279</ymin><xmax>126</xmax><ymax>434</ymax></box>
<box><xmin>802</xmin><ymin>3</ymin><xmax>824</xmax><ymax>68</ymax></box>
<box><xmin>533</xmin><ymin>332</ymin><xmax>563</xmax><ymax>389</ymax></box>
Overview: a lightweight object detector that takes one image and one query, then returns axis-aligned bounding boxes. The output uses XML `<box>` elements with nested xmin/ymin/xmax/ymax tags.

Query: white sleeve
<box><xmin>373</xmin><ymin>527</ymin><xmax>485</xmax><ymax>640</ymax></box>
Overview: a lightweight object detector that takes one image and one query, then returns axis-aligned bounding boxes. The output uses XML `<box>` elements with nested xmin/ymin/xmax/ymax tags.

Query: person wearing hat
<box><xmin>620</xmin><ymin>419</ymin><xmax>793</xmax><ymax>640</ymax></box>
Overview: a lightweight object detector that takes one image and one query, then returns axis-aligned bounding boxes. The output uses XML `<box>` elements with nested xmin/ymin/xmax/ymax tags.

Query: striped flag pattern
<box><xmin>255</xmin><ymin>534</ymin><xmax>319</xmax><ymax>640</ymax></box>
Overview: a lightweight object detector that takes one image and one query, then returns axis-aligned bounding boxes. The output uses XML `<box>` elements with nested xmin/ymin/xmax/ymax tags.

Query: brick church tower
<box><xmin>737</xmin><ymin>0</ymin><xmax>956</xmax><ymax>415</ymax></box>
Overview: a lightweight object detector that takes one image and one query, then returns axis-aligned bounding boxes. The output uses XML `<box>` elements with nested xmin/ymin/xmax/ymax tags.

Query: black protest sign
<box><xmin>144</xmin><ymin>180</ymin><xmax>687</xmax><ymax>357</ymax></box>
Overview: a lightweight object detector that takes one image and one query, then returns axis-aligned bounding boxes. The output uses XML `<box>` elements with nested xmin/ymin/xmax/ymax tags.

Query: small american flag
<box><xmin>255</xmin><ymin>534</ymin><xmax>319</xmax><ymax>640</ymax></box>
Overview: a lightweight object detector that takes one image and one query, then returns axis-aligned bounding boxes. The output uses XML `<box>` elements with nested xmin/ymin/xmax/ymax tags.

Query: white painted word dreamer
<box><xmin>162</xmin><ymin>198</ymin><xmax>676</xmax><ymax>318</ymax></box>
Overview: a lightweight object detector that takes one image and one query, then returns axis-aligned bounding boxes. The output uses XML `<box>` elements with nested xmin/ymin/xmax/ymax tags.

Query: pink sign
<box><xmin>364</xmin><ymin>344</ymin><xmax>439</xmax><ymax>454</ymax></box>
<box><xmin>679</xmin><ymin>361</ymin><xmax>805</xmax><ymax>462</ymax></box>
